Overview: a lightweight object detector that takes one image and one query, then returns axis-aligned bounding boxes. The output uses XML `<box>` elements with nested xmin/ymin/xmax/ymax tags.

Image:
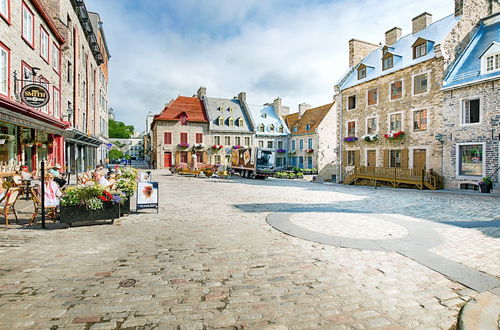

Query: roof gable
<box><xmin>247</xmin><ymin>104</ymin><xmax>289</xmax><ymax>136</ymax></box>
<box><xmin>284</xmin><ymin>103</ymin><xmax>334</xmax><ymax>135</ymax></box>
<box><xmin>153</xmin><ymin>96</ymin><xmax>208</xmax><ymax>123</ymax></box>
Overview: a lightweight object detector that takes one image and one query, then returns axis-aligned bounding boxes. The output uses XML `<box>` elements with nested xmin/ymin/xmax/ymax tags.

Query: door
<box><xmin>367</xmin><ymin>150</ymin><xmax>376</xmax><ymax>167</ymax></box>
<box><xmin>164</xmin><ymin>152</ymin><xmax>172</xmax><ymax>168</ymax></box>
<box><xmin>413</xmin><ymin>149</ymin><xmax>426</xmax><ymax>170</ymax></box>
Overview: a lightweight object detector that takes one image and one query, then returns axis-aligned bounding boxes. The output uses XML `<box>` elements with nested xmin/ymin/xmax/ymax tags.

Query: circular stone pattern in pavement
<box><xmin>289</xmin><ymin>212</ymin><xmax>408</xmax><ymax>240</ymax></box>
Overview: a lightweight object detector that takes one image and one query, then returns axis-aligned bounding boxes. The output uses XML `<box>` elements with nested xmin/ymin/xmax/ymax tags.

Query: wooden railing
<box><xmin>343</xmin><ymin>166</ymin><xmax>443</xmax><ymax>190</ymax></box>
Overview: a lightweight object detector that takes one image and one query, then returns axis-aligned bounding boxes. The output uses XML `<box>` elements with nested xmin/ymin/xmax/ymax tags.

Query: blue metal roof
<box><xmin>443</xmin><ymin>16</ymin><xmax>500</xmax><ymax>89</ymax></box>
<box><xmin>338</xmin><ymin>14</ymin><xmax>460</xmax><ymax>90</ymax></box>
<box><xmin>247</xmin><ymin>104</ymin><xmax>289</xmax><ymax>136</ymax></box>
<box><xmin>204</xmin><ymin>97</ymin><xmax>254</xmax><ymax>133</ymax></box>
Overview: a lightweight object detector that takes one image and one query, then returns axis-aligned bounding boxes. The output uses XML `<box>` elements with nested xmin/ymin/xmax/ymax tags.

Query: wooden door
<box><xmin>164</xmin><ymin>152</ymin><xmax>172</xmax><ymax>168</ymax></box>
<box><xmin>413</xmin><ymin>149</ymin><xmax>426</xmax><ymax>170</ymax></box>
<box><xmin>367</xmin><ymin>150</ymin><xmax>376</xmax><ymax>167</ymax></box>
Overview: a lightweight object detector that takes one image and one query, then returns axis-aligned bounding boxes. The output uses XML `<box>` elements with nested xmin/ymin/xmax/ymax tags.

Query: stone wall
<box><xmin>317</xmin><ymin>106</ymin><xmax>338</xmax><ymax>180</ymax></box>
<box><xmin>442</xmin><ymin>80</ymin><xmax>500</xmax><ymax>188</ymax></box>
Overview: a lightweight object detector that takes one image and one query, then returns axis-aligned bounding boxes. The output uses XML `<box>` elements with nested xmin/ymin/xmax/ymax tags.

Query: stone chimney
<box><xmin>412</xmin><ymin>12</ymin><xmax>432</xmax><ymax>34</ymax></box>
<box><xmin>238</xmin><ymin>92</ymin><xmax>246</xmax><ymax>103</ymax></box>
<box><xmin>298</xmin><ymin>103</ymin><xmax>311</xmax><ymax>118</ymax></box>
<box><xmin>455</xmin><ymin>0</ymin><xmax>464</xmax><ymax>16</ymax></box>
<box><xmin>196</xmin><ymin>86</ymin><xmax>206</xmax><ymax>99</ymax></box>
<box><xmin>385</xmin><ymin>27</ymin><xmax>402</xmax><ymax>46</ymax></box>
<box><xmin>348</xmin><ymin>39</ymin><xmax>379</xmax><ymax>67</ymax></box>
<box><xmin>273</xmin><ymin>97</ymin><xmax>289</xmax><ymax>118</ymax></box>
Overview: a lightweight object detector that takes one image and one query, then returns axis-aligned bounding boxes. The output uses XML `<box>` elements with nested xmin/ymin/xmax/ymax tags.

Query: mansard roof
<box><xmin>247</xmin><ymin>104</ymin><xmax>289</xmax><ymax>136</ymax></box>
<box><xmin>203</xmin><ymin>97</ymin><xmax>253</xmax><ymax>133</ymax></box>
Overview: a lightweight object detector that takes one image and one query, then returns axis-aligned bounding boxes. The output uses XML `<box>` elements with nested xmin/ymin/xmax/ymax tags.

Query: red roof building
<box><xmin>154</xmin><ymin>96</ymin><xmax>208</xmax><ymax>123</ymax></box>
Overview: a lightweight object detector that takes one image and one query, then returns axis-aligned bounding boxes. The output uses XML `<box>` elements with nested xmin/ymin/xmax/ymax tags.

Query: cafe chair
<box><xmin>29</xmin><ymin>188</ymin><xmax>58</xmax><ymax>226</ymax></box>
<box><xmin>2</xmin><ymin>187</ymin><xmax>21</xmax><ymax>226</ymax></box>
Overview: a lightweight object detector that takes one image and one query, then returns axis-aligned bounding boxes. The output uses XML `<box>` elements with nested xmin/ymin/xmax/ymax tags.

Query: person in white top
<box><xmin>44</xmin><ymin>173</ymin><xmax>63</xmax><ymax>207</ymax></box>
<box><xmin>93</xmin><ymin>171</ymin><xmax>111</xmax><ymax>187</ymax></box>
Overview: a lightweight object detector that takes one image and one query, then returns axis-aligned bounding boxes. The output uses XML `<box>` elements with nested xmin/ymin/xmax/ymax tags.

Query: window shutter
<box><xmin>175</xmin><ymin>151</ymin><xmax>180</xmax><ymax>164</ymax></box>
<box><xmin>355</xmin><ymin>150</ymin><xmax>360</xmax><ymax>167</ymax></box>
<box><xmin>342</xmin><ymin>150</ymin><xmax>347</xmax><ymax>167</ymax></box>
<box><xmin>180</xmin><ymin>132</ymin><xmax>187</xmax><ymax>143</ymax></box>
<box><xmin>401</xmin><ymin>149</ymin><xmax>409</xmax><ymax>169</ymax></box>
<box><xmin>187</xmin><ymin>151</ymin><xmax>192</xmax><ymax>163</ymax></box>
<box><xmin>383</xmin><ymin>150</ymin><xmax>389</xmax><ymax>167</ymax></box>
<box><xmin>164</xmin><ymin>132</ymin><xmax>172</xmax><ymax>144</ymax></box>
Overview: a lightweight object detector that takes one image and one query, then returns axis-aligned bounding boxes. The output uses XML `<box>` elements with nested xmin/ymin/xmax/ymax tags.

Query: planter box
<box><xmin>478</xmin><ymin>183</ymin><xmax>491</xmax><ymax>193</ymax></box>
<box><xmin>60</xmin><ymin>202</ymin><xmax>120</xmax><ymax>225</ymax></box>
<box><xmin>120</xmin><ymin>198</ymin><xmax>131</xmax><ymax>216</ymax></box>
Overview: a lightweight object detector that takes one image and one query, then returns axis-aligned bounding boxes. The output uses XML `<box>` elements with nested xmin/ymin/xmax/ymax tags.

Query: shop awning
<box><xmin>66</xmin><ymin>128</ymin><xmax>103</xmax><ymax>147</ymax></box>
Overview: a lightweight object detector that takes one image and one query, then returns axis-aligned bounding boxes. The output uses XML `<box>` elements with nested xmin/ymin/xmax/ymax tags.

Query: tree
<box><xmin>109</xmin><ymin>119</ymin><xmax>134</xmax><ymax>138</ymax></box>
<box><xmin>108</xmin><ymin>149</ymin><xmax>124</xmax><ymax>160</ymax></box>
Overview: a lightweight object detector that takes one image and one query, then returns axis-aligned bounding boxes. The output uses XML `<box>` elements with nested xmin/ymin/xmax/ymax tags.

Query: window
<box><xmin>347</xmin><ymin>121</ymin><xmax>356</xmax><ymax>136</ymax></box>
<box><xmin>40</xmin><ymin>26</ymin><xmax>49</xmax><ymax>62</ymax></box>
<box><xmin>291</xmin><ymin>140</ymin><xmax>296</xmax><ymax>150</ymax></box>
<box><xmin>358</xmin><ymin>66</ymin><xmax>366</xmax><ymax>80</ymax></box>
<box><xmin>307</xmin><ymin>157</ymin><xmax>313</xmax><ymax>169</ymax></box>
<box><xmin>382</xmin><ymin>55</ymin><xmax>393</xmax><ymax>70</ymax></box>
<box><xmin>21</xmin><ymin>61</ymin><xmax>32</xmax><ymax>88</ymax></box>
<box><xmin>485</xmin><ymin>54</ymin><xmax>500</xmax><ymax>72</ymax></box>
<box><xmin>413</xmin><ymin>109</ymin><xmax>427</xmax><ymax>131</ymax></box>
<box><xmin>52</xmin><ymin>43</ymin><xmax>60</xmax><ymax>73</ymax></box>
<box><xmin>258</xmin><ymin>140</ymin><xmax>264</xmax><ymax>148</ymax></box>
<box><xmin>299</xmin><ymin>157</ymin><xmax>304</xmax><ymax>168</ymax></box>
<box><xmin>293</xmin><ymin>126</ymin><xmax>298</xmax><ymax>133</ymax></box>
<box><xmin>180</xmin><ymin>132</ymin><xmax>187</xmax><ymax>144</ymax></box>
<box><xmin>277</xmin><ymin>140</ymin><xmax>283</xmax><ymax>149</ymax></box>
<box><xmin>413</xmin><ymin>73</ymin><xmax>428</xmax><ymax>95</ymax></box>
<box><xmin>244</xmin><ymin>137</ymin><xmax>250</xmax><ymax>146</ymax></box>
<box><xmin>22</xmin><ymin>3</ymin><xmax>34</xmax><ymax>47</ymax></box>
<box><xmin>347</xmin><ymin>150</ymin><xmax>356</xmax><ymax>166</ymax></box>
<box><xmin>228</xmin><ymin>117</ymin><xmax>234</xmax><ymax>126</ymax></box>
<box><xmin>180</xmin><ymin>152</ymin><xmax>188</xmax><ymax>163</ymax></box>
<box><xmin>262</xmin><ymin>112</ymin><xmax>267</xmax><ymax>118</ymax></box>
<box><xmin>214</xmin><ymin>136</ymin><xmax>220</xmax><ymax>145</ymax></box>
<box><xmin>0</xmin><ymin>0</ymin><xmax>9</xmax><ymax>22</ymax></box>
<box><xmin>214</xmin><ymin>155</ymin><xmax>221</xmax><ymax>164</ymax></box>
<box><xmin>367</xmin><ymin>117</ymin><xmax>377</xmax><ymax>134</ymax></box>
<box><xmin>235</xmin><ymin>136</ymin><xmax>241</xmax><ymax>145</ymax></box>
<box><xmin>258</xmin><ymin>124</ymin><xmax>265</xmax><ymax>132</ymax></box>
<box><xmin>307</xmin><ymin>138</ymin><xmax>312</xmax><ymax>149</ymax></box>
<box><xmin>238</xmin><ymin>118</ymin><xmax>244</xmax><ymax>127</ymax></box>
<box><xmin>306</xmin><ymin>124</ymin><xmax>310</xmax><ymax>131</ymax></box>
<box><xmin>278</xmin><ymin>125</ymin><xmax>284</xmax><ymax>133</ymax></box>
<box><xmin>458</xmin><ymin>144</ymin><xmax>483</xmax><ymax>176</ymax></box>
<box><xmin>299</xmin><ymin>139</ymin><xmax>304</xmax><ymax>150</ymax></box>
<box><xmin>462</xmin><ymin>99</ymin><xmax>480</xmax><ymax>124</ymax></box>
<box><xmin>389</xmin><ymin>113</ymin><xmax>402</xmax><ymax>132</ymax></box>
<box><xmin>267</xmin><ymin>141</ymin><xmax>273</xmax><ymax>148</ymax></box>
<box><xmin>413</xmin><ymin>42</ymin><xmax>427</xmax><ymax>59</ymax></box>
<box><xmin>367</xmin><ymin>88</ymin><xmax>377</xmax><ymax>106</ymax></box>
<box><xmin>224</xmin><ymin>136</ymin><xmax>230</xmax><ymax>145</ymax></box>
<box><xmin>0</xmin><ymin>43</ymin><xmax>8</xmax><ymax>96</ymax></box>
<box><xmin>217</xmin><ymin>117</ymin><xmax>223</xmax><ymax>126</ymax></box>
<box><xmin>347</xmin><ymin>95</ymin><xmax>356</xmax><ymax>110</ymax></box>
<box><xmin>195</xmin><ymin>133</ymin><xmax>203</xmax><ymax>143</ymax></box>
<box><xmin>269</xmin><ymin>124</ymin><xmax>275</xmax><ymax>132</ymax></box>
<box><xmin>39</xmin><ymin>77</ymin><xmax>49</xmax><ymax>113</ymax></box>
<box><xmin>390</xmin><ymin>80</ymin><xmax>403</xmax><ymax>100</ymax></box>
<box><xmin>389</xmin><ymin>150</ymin><xmax>401</xmax><ymax>168</ymax></box>
<box><xmin>53</xmin><ymin>87</ymin><xmax>60</xmax><ymax>118</ymax></box>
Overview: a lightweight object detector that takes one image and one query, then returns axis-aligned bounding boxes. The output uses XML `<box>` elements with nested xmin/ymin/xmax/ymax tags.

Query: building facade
<box><xmin>0</xmin><ymin>0</ymin><xmax>69</xmax><ymax>172</ymax></box>
<box><xmin>442</xmin><ymin>12</ymin><xmax>500</xmax><ymax>189</ymax></box>
<box><xmin>110</xmin><ymin>133</ymin><xmax>144</xmax><ymax>161</ymax></box>
<box><xmin>334</xmin><ymin>0</ymin><xmax>497</xmax><ymax>185</ymax></box>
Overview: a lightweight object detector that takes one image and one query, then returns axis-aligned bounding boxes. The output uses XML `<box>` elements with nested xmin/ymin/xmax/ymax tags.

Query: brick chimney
<box><xmin>385</xmin><ymin>27</ymin><xmax>402</xmax><ymax>46</ymax></box>
<box><xmin>412</xmin><ymin>12</ymin><xmax>432</xmax><ymax>34</ymax></box>
<box><xmin>348</xmin><ymin>39</ymin><xmax>379</xmax><ymax>67</ymax></box>
<box><xmin>273</xmin><ymin>97</ymin><xmax>289</xmax><ymax>118</ymax></box>
<box><xmin>196</xmin><ymin>86</ymin><xmax>206</xmax><ymax>99</ymax></box>
<box><xmin>298</xmin><ymin>103</ymin><xmax>311</xmax><ymax>118</ymax></box>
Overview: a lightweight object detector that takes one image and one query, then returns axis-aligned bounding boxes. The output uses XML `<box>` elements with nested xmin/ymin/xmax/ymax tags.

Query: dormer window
<box><xmin>480</xmin><ymin>43</ymin><xmax>500</xmax><ymax>75</ymax></box>
<box><xmin>269</xmin><ymin>124</ymin><xmax>275</xmax><ymax>132</ymax></box>
<box><xmin>238</xmin><ymin>118</ymin><xmax>244</xmax><ymax>127</ymax></box>
<box><xmin>306</xmin><ymin>124</ymin><xmax>311</xmax><ymax>131</ymax></box>
<box><xmin>262</xmin><ymin>112</ymin><xmax>267</xmax><ymax>118</ymax></box>
<box><xmin>228</xmin><ymin>117</ymin><xmax>234</xmax><ymax>126</ymax></box>
<box><xmin>218</xmin><ymin>106</ymin><xmax>223</xmax><ymax>111</ymax></box>
<box><xmin>258</xmin><ymin>124</ymin><xmax>265</xmax><ymax>132</ymax></box>
<box><xmin>486</xmin><ymin>53</ymin><xmax>500</xmax><ymax>72</ymax></box>
<box><xmin>413</xmin><ymin>38</ymin><xmax>428</xmax><ymax>59</ymax></box>
<box><xmin>293</xmin><ymin>126</ymin><xmax>298</xmax><ymax>133</ymax></box>
<box><xmin>358</xmin><ymin>66</ymin><xmax>366</xmax><ymax>80</ymax></box>
<box><xmin>278</xmin><ymin>125</ymin><xmax>284</xmax><ymax>133</ymax></box>
<box><xmin>382</xmin><ymin>53</ymin><xmax>393</xmax><ymax>70</ymax></box>
<box><xmin>217</xmin><ymin>117</ymin><xmax>224</xmax><ymax>126</ymax></box>
<box><xmin>227</xmin><ymin>106</ymin><xmax>232</xmax><ymax>112</ymax></box>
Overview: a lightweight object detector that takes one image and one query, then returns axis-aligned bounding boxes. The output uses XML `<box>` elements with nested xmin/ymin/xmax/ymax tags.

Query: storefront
<box><xmin>65</xmin><ymin>128</ymin><xmax>102</xmax><ymax>174</ymax></box>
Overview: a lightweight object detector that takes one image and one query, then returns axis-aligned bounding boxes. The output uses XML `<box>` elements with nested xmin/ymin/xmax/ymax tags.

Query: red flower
<box><xmin>99</xmin><ymin>191</ymin><xmax>113</xmax><ymax>202</ymax></box>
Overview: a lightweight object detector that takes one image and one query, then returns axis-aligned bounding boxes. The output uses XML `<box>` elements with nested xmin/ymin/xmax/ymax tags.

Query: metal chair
<box><xmin>2</xmin><ymin>187</ymin><xmax>21</xmax><ymax>226</ymax></box>
<box><xmin>29</xmin><ymin>188</ymin><xmax>58</xmax><ymax>226</ymax></box>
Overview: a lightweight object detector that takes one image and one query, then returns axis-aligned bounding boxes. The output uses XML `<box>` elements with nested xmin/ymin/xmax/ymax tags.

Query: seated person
<box><xmin>44</xmin><ymin>173</ymin><xmax>62</xmax><ymax>207</ymax></box>
<box><xmin>93</xmin><ymin>171</ymin><xmax>111</xmax><ymax>187</ymax></box>
<box><xmin>20</xmin><ymin>165</ymin><xmax>33</xmax><ymax>180</ymax></box>
<box><xmin>49</xmin><ymin>164</ymin><xmax>66</xmax><ymax>188</ymax></box>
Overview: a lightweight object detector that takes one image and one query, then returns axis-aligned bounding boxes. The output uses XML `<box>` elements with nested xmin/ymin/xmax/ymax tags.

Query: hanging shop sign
<box><xmin>21</xmin><ymin>84</ymin><xmax>50</xmax><ymax>108</ymax></box>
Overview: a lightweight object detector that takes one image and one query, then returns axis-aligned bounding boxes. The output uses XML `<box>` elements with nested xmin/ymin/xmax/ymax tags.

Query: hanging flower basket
<box><xmin>34</xmin><ymin>141</ymin><xmax>44</xmax><ymax>148</ymax></box>
<box><xmin>211</xmin><ymin>144</ymin><xmax>223</xmax><ymax>150</ymax></box>
<box><xmin>384</xmin><ymin>131</ymin><xmax>405</xmax><ymax>140</ymax></box>
<box><xmin>178</xmin><ymin>142</ymin><xmax>190</xmax><ymax>148</ymax></box>
<box><xmin>343</xmin><ymin>136</ymin><xmax>358</xmax><ymax>142</ymax></box>
<box><xmin>305</xmin><ymin>149</ymin><xmax>314</xmax><ymax>153</ymax></box>
<box><xmin>361</xmin><ymin>134</ymin><xmax>379</xmax><ymax>142</ymax></box>
<box><xmin>23</xmin><ymin>138</ymin><xmax>34</xmax><ymax>147</ymax></box>
<box><xmin>233</xmin><ymin>145</ymin><xmax>243</xmax><ymax>149</ymax></box>
<box><xmin>288</xmin><ymin>150</ymin><xmax>296</xmax><ymax>155</ymax></box>
<box><xmin>277</xmin><ymin>149</ymin><xmax>286</xmax><ymax>153</ymax></box>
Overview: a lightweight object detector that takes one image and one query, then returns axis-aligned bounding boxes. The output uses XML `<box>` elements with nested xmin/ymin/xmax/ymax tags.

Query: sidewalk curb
<box><xmin>457</xmin><ymin>291</ymin><xmax>500</xmax><ymax>330</ymax></box>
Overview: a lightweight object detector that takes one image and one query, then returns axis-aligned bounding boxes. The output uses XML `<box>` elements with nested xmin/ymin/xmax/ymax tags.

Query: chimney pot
<box><xmin>412</xmin><ymin>12</ymin><xmax>432</xmax><ymax>34</ymax></box>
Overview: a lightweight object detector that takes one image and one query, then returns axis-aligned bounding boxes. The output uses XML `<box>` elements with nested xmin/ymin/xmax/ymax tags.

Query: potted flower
<box><xmin>233</xmin><ymin>145</ymin><xmax>242</xmax><ymax>149</ymax></box>
<box><xmin>306</xmin><ymin>149</ymin><xmax>314</xmax><ymax>153</ymax></box>
<box><xmin>343</xmin><ymin>136</ymin><xmax>358</xmax><ymax>142</ymax></box>
<box><xmin>0</xmin><ymin>134</ymin><xmax>11</xmax><ymax>144</ymax></box>
<box><xmin>23</xmin><ymin>138</ymin><xmax>34</xmax><ymax>147</ymax></box>
<box><xmin>277</xmin><ymin>148</ymin><xmax>286</xmax><ymax>154</ymax></box>
<box><xmin>115</xmin><ymin>177</ymin><xmax>137</xmax><ymax>215</ymax></box>
<box><xmin>211</xmin><ymin>144</ymin><xmax>223</xmax><ymax>150</ymax></box>
<box><xmin>178</xmin><ymin>142</ymin><xmax>190</xmax><ymax>148</ymax></box>
<box><xmin>384</xmin><ymin>131</ymin><xmax>405</xmax><ymax>140</ymax></box>
<box><xmin>194</xmin><ymin>143</ymin><xmax>205</xmax><ymax>150</ymax></box>
<box><xmin>478</xmin><ymin>177</ymin><xmax>492</xmax><ymax>193</ymax></box>
<box><xmin>361</xmin><ymin>134</ymin><xmax>379</xmax><ymax>142</ymax></box>
<box><xmin>288</xmin><ymin>150</ymin><xmax>296</xmax><ymax>155</ymax></box>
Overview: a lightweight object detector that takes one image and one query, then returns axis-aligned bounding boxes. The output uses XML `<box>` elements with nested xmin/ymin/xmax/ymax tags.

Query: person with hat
<box><xmin>49</xmin><ymin>164</ymin><xmax>66</xmax><ymax>188</ymax></box>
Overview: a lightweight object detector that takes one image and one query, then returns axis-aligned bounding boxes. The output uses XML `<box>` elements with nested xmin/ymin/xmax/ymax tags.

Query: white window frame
<box><xmin>299</xmin><ymin>139</ymin><xmax>304</xmax><ymax>150</ymax></box>
<box><xmin>387</xmin><ymin>111</ymin><xmax>404</xmax><ymax>133</ymax></box>
<box><xmin>455</xmin><ymin>142</ymin><xmax>486</xmax><ymax>179</ymax></box>
<box><xmin>411</xmin><ymin>71</ymin><xmax>430</xmax><ymax>96</ymax></box>
<box><xmin>214</xmin><ymin>136</ymin><xmax>221</xmax><ymax>145</ymax></box>
<box><xmin>224</xmin><ymin>136</ymin><xmax>231</xmax><ymax>145</ymax></box>
<box><xmin>411</xmin><ymin>107</ymin><xmax>430</xmax><ymax>133</ymax></box>
<box><xmin>365</xmin><ymin>116</ymin><xmax>378</xmax><ymax>135</ymax></box>
<box><xmin>366</xmin><ymin>88</ymin><xmax>378</xmax><ymax>106</ymax></box>
<box><xmin>52</xmin><ymin>42</ymin><xmax>60</xmax><ymax>74</ymax></box>
<box><xmin>244</xmin><ymin>136</ymin><xmax>250</xmax><ymax>146</ymax></box>
<box><xmin>388</xmin><ymin>79</ymin><xmax>404</xmax><ymax>102</ymax></box>
<box><xmin>22</xmin><ymin>3</ymin><xmax>34</xmax><ymax>47</ymax></box>
<box><xmin>346</xmin><ymin>119</ymin><xmax>357</xmax><ymax>137</ymax></box>
<box><xmin>480</xmin><ymin>44</ymin><xmax>500</xmax><ymax>75</ymax></box>
<box><xmin>414</xmin><ymin>42</ymin><xmax>427</xmax><ymax>59</ymax></box>
<box><xmin>0</xmin><ymin>43</ymin><xmax>8</xmax><ymax>97</ymax></box>
<box><xmin>460</xmin><ymin>96</ymin><xmax>482</xmax><ymax>126</ymax></box>
<box><xmin>40</xmin><ymin>26</ymin><xmax>49</xmax><ymax>63</ymax></box>
<box><xmin>307</xmin><ymin>138</ymin><xmax>313</xmax><ymax>149</ymax></box>
<box><xmin>346</xmin><ymin>94</ymin><xmax>357</xmax><ymax>110</ymax></box>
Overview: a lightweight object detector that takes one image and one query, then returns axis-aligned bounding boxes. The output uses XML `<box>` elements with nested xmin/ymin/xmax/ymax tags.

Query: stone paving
<box><xmin>0</xmin><ymin>172</ymin><xmax>498</xmax><ymax>329</ymax></box>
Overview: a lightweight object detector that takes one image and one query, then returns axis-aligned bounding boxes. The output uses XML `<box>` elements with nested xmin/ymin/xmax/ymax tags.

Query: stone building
<box><xmin>200</xmin><ymin>88</ymin><xmax>254</xmax><ymax>166</ymax></box>
<box><xmin>247</xmin><ymin>97</ymin><xmax>289</xmax><ymax>169</ymax></box>
<box><xmin>111</xmin><ymin>132</ymin><xmax>144</xmax><ymax>161</ymax></box>
<box><xmin>284</xmin><ymin>103</ymin><xmax>337</xmax><ymax>178</ymax></box>
<box><xmin>0</xmin><ymin>0</ymin><xmax>69</xmax><ymax>171</ymax></box>
<box><xmin>441</xmin><ymin>12</ymin><xmax>500</xmax><ymax>189</ymax></box>
<box><xmin>151</xmin><ymin>95</ymin><xmax>209</xmax><ymax>169</ymax></box>
<box><xmin>334</xmin><ymin>0</ymin><xmax>497</xmax><ymax>185</ymax></box>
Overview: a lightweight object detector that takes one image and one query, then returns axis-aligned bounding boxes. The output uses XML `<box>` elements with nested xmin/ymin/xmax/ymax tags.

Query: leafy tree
<box><xmin>108</xmin><ymin>149</ymin><xmax>124</xmax><ymax>160</ymax></box>
<box><xmin>109</xmin><ymin>119</ymin><xmax>134</xmax><ymax>138</ymax></box>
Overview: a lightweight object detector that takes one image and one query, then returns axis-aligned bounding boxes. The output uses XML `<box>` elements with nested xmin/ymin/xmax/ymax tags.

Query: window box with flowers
<box><xmin>178</xmin><ymin>142</ymin><xmax>190</xmax><ymax>148</ymax></box>
<box><xmin>305</xmin><ymin>149</ymin><xmax>314</xmax><ymax>153</ymax></box>
<box><xmin>0</xmin><ymin>134</ymin><xmax>12</xmax><ymax>144</ymax></box>
<box><xmin>384</xmin><ymin>131</ymin><xmax>405</xmax><ymax>140</ymax></box>
<box><xmin>361</xmin><ymin>134</ymin><xmax>379</xmax><ymax>142</ymax></box>
<box><xmin>343</xmin><ymin>136</ymin><xmax>358</xmax><ymax>143</ymax></box>
<box><xmin>194</xmin><ymin>143</ymin><xmax>205</xmax><ymax>150</ymax></box>
<box><xmin>23</xmin><ymin>138</ymin><xmax>35</xmax><ymax>147</ymax></box>
<box><xmin>233</xmin><ymin>145</ymin><xmax>243</xmax><ymax>149</ymax></box>
<box><xmin>288</xmin><ymin>150</ymin><xmax>296</xmax><ymax>155</ymax></box>
<box><xmin>211</xmin><ymin>144</ymin><xmax>223</xmax><ymax>150</ymax></box>
<box><xmin>35</xmin><ymin>141</ymin><xmax>46</xmax><ymax>148</ymax></box>
<box><xmin>277</xmin><ymin>148</ymin><xmax>286</xmax><ymax>154</ymax></box>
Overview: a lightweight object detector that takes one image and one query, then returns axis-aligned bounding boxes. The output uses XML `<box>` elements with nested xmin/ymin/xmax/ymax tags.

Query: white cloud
<box><xmin>85</xmin><ymin>0</ymin><xmax>453</xmax><ymax>131</ymax></box>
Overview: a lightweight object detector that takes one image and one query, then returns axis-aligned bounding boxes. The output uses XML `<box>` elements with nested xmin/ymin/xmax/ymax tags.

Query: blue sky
<box><xmin>85</xmin><ymin>0</ymin><xmax>453</xmax><ymax>132</ymax></box>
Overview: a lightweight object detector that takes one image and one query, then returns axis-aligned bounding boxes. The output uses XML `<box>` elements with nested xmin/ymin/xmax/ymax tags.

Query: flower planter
<box><xmin>60</xmin><ymin>202</ymin><xmax>120</xmax><ymax>225</ymax></box>
<box><xmin>478</xmin><ymin>183</ymin><xmax>491</xmax><ymax>193</ymax></box>
<box><xmin>120</xmin><ymin>197</ymin><xmax>131</xmax><ymax>216</ymax></box>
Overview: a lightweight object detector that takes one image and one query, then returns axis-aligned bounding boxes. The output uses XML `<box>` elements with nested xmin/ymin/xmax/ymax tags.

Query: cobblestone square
<box><xmin>0</xmin><ymin>171</ymin><xmax>499</xmax><ymax>329</ymax></box>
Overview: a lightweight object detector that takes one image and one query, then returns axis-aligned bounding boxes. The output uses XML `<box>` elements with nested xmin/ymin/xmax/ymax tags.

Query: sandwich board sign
<box><xmin>136</xmin><ymin>182</ymin><xmax>159</xmax><ymax>212</ymax></box>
